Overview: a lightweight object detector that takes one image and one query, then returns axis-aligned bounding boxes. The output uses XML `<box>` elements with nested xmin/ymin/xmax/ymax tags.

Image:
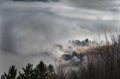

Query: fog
<box><xmin>0</xmin><ymin>0</ymin><xmax>120</xmax><ymax>74</ymax></box>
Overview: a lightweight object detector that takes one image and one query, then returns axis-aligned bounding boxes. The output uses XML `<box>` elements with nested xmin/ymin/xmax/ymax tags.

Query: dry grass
<box><xmin>51</xmin><ymin>34</ymin><xmax>120</xmax><ymax>79</ymax></box>
<box><xmin>74</xmin><ymin>46</ymin><xmax>91</xmax><ymax>54</ymax></box>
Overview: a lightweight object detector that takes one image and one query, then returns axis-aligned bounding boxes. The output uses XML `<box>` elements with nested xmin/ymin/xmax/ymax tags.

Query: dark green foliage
<box><xmin>48</xmin><ymin>64</ymin><xmax>54</xmax><ymax>74</ymax></box>
<box><xmin>17</xmin><ymin>63</ymin><xmax>35</xmax><ymax>79</ymax></box>
<box><xmin>1</xmin><ymin>65</ymin><xmax>17</xmax><ymax>79</ymax></box>
<box><xmin>1</xmin><ymin>61</ymin><xmax>55</xmax><ymax>79</ymax></box>
<box><xmin>85</xmin><ymin>38</ymin><xmax>89</xmax><ymax>43</ymax></box>
<box><xmin>34</xmin><ymin>61</ymin><xmax>48</xmax><ymax>79</ymax></box>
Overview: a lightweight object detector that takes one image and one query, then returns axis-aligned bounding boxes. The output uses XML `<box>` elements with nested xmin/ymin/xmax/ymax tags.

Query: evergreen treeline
<box><xmin>1</xmin><ymin>61</ymin><xmax>55</xmax><ymax>79</ymax></box>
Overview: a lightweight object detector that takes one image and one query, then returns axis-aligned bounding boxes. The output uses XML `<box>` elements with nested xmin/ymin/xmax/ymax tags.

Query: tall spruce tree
<box><xmin>35</xmin><ymin>61</ymin><xmax>48</xmax><ymax>79</ymax></box>
<box><xmin>1</xmin><ymin>65</ymin><xmax>17</xmax><ymax>79</ymax></box>
<box><xmin>1</xmin><ymin>61</ymin><xmax>55</xmax><ymax>79</ymax></box>
<box><xmin>48</xmin><ymin>64</ymin><xmax>54</xmax><ymax>74</ymax></box>
<box><xmin>17</xmin><ymin>63</ymin><xmax>35</xmax><ymax>79</ymax></box>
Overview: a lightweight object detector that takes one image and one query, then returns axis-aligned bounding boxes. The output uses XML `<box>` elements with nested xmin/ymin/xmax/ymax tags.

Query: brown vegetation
<box><xmin>2</xmin><ymin>34</ymin><xmax>120</xmax><ymax>79</ymax></box>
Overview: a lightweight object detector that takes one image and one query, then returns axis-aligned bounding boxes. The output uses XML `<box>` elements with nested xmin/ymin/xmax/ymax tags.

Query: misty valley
<box><xmin>0</xmin><ymin>0</ymin><xmax>120</xmax><ymax>79</ymax></box>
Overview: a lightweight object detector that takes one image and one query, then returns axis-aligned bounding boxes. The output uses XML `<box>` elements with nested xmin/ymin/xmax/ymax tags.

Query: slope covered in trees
<box><xmin>2</xmin><ymin>34</ymin><xmax>120</xmax><ymax>79</ymax></box>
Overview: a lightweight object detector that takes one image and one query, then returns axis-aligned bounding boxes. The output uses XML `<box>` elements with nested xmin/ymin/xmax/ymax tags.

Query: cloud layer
<box><xmin>0</xmin><ymin>0</ymin><xmax>120</xmax><ymax>74</ymax></box>
<box><xmin>59</xmin><ymin>0</ymin><xmax>120</xmax><ymax>11</ymax></box>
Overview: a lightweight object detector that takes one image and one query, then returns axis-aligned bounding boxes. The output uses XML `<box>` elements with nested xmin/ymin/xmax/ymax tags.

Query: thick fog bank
<box><xmin>0</xmin><ymin>1</ymin><xmax>120</xmax><ymax>74</ymax></box>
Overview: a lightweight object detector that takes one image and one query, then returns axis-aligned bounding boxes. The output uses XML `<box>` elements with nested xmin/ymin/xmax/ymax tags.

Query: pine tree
<box><xmin>1</xmin><ymin>61</ymin><xmax>55</xmax><ymax>79</ymax></box>
<box><xmin>35</xmin><ymin>61</ymin><xmax>48</xmax><ymax>79</ymax></box>
<box><xmin>1</xmin><ymin>65</ymin><xmax>17</xmax><ymax>79</ymax></box>
<box><xmin>47</xmin><ymin>64</ymin><xmax>56</xmax><ymax>79</ymax></box>
<box><xmin>48</xmin><ymin>64</ymin><xmax>54</xmax><ymax>74</ymax></box>
<box><xmin>17</xmin><ymin>63</ymin><xmax>35</xmax><ymax>79</ymax></box>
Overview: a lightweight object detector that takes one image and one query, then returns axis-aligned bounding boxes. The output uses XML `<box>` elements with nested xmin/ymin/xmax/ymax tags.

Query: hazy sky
<box><xmin>0</xmin><ymin>0</ymin><xmax>120</xmax><ymax>74</ymax></box>
<box><xmin>0</xmin><ymin>1</ymin><xmax>120</xmax><ymax>54</ymax></box>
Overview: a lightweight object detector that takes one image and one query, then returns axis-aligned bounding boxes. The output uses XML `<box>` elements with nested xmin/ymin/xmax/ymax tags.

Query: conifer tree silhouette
<box><xmin>48</xmin><ymin>64</ymin><xmax>54</xmax><ymax>74</ymax></box>
<box><xmin>47</xmin><ymin>64</ymin><xmax>56</xmax><ymax>79</ymax></box>
<box><xmin>1</xmin><ymin>65</ymin><xmax>17</xmax><ymax>79</ymax></box>
<box><xmin>17</xmin><ymin>63</ymin><xmax>35</xmax><ymax>79</ymax></box>
<box><xmin>1</xmin><ymin>61</ymin><xmax>55</xmax><ymax>79</ymax></box>
<box><xmin>35</xmin><ymin>61</ymin><xmax>48</xmax><ymax>79</ymax></box>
